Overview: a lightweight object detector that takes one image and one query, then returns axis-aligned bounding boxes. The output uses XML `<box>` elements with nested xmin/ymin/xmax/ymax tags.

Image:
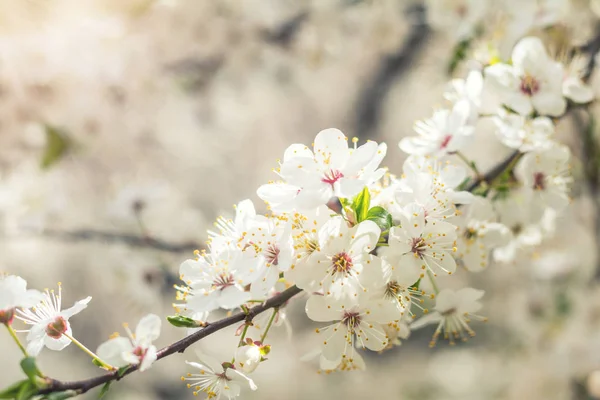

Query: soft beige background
<box><xmin>1</xmin><ymin>1</ymin><xmax>599</xmax><ymax>399</ymax></box>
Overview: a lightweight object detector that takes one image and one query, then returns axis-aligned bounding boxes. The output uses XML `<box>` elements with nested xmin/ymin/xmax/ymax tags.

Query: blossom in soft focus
<box><xmin>0</xmin><ymin>275</ymin><xmax>43</xmax><ymax>325</ymax></box>
<box><xmin>15</xmin><ymin>284</ymin><xmax>91</xmax><ymax>356</ymax></box>
<box><xmin>485</xmin><ymin>36</ymin><xmax>566</xmax><ymax>116</ymax></box>
<box><xmin>411</xmin><ymin>287</ymin><xmax>486</xmax><ymax>346</ymax></box>
<box><xmin>183</xmin><ymin>355</ymin><xmax>257</xmax><ymax>398</ymax></box>
<box><xmin>562</xmin><ymin>54</ymin><xmax>594</xmax><ymax>104</ymax></box>
<box><xmin>399</xmin><ymin>101</ymin><xmax>475</xmax><ymax>156</ymax></box>
<box><xmin>455</xmin><ymin>197</ymin><xmax>511</xmax><ymax>272</ymax></box>
<box><xmin>96</xmin><ymin>314</ymin><xmax>161</xmax><ymax>372</ymax></box>
<box><xmin>426</xmin><ymin>0</ymin><xmax>490</xmax><ymax>40</ymax></box>
<box><xmin>258</xmin><ymin>128</ymin><xmax>386</xmax><ymax>212</ymax></box>
<box><xmin>515</xmin><ymin>144</ymin><xmax>571</xmax><ymax>218</ymax></box>
<box><xmin>492</xmin><ymin>112</ymin><xmax>555</xmax><ymax>152</ymax></box>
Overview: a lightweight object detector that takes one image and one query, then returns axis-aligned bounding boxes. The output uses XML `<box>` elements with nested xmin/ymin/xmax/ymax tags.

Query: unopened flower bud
<box><xmin>235</xmin><ymin>343</ymin><xmax>263</xmax><ymax>373</ymax></box>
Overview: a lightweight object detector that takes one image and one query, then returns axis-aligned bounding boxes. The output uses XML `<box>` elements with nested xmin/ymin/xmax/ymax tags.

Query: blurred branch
<box><xmin>39</xmin><ymin>229</ymin><xmax>202</xmax><ymax>253</ymax></box>
<box><xmin>353</xmin><ymin>3</ymin><xmax>429</xmax><ymax>140</ymax></box>
<box><xmin>261</xmin><ymin>11</ymin><xmax>309</xmax><ymax>47</ymax></box>
<box><xmin>38</xmin><ymin>285</ymin><xmax>303</xmax><ymax>397</ymax></box>
<box><xmin>465</xmin><ymin>150</ymin><xmax>521</xmax><ymax>192</ymax></box>
<box><xmin>579</xmin><ymin>22</ymin><xmax>600</xmax><ymax>81</ymax></box>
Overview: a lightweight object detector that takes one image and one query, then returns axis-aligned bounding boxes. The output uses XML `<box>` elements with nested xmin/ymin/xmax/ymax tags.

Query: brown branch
<box><xmin>465</xmin><ymin>150</ymin><xmax>521</xmax><ymax>192</ymax></box>
<box><xmin>39</xmin><ymin>285</ymin><xmax>302</xmax><ymax>396</ymax></box>
<box><xmin>37</xmin><ymin>228</ymin><xmax>202</xmax><ymax>253</ymax></box>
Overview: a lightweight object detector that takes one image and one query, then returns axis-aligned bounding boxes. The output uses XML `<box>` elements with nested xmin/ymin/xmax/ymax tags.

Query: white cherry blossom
<box><xmin>258</xmin><ymin>128</ymin><xmax>386</xmax><ymax>212</ymax></box>
<box><xmin>306</xmin><ymin>294</ymin><xmax>393</xmax><ymax>366</ymax></box>
<box><xmin>96</xmin><ymin>314</ymin><xmax>161</xmax><ymax>372</ymax></box>
<box><xmin>426</xmin><ymin>0</ymin><xmax>490</xmax><ymax>40</ymax></box>
<box><xmin>485</xmin><ymin>36</ymin><xmax>566</xmax><ymax>116</ymax></box>
<box><xmin>399</xmin><ymin>101</ymin><xmax>475</xmax><ymax>156</ymax></box>
<box><xmin>379</xmin><ymin>203</ymin><xmax>458</xmax><ymax>279</ymax></box>
<box><xmin>492</xmin><ymin>112</ymin><xmax>555</xmax><ymax>152</ymax></box>
<box><xmin>562</xmin><ymin>54</ymin><xmax>594</xmax><ymax>104</ymax></box>
<box><xmin>455</xmin><ymin>197</ymin><xmax>511</xmax><ymax>272</ymax></box>
<box><xmin>514</xmin><ymin>144</ymin><xmax>571</xmax><ymax>217</ymax></box>
<box><xmin>15</xmin><ymin>283</ymin><xmax>91</xmax><ymax>356</ymax></box>
<box><xmin>183</xmin><ymin>355</ymin><xmax>257</xmax><ymax>399</ymax></box>
<box><xmin>411</xmin><ymin>287</ymin><xmax>486</xmax><ymax>346</ymax></box>
<box><xmin>0</xmin><ymin>275</ymin><xmax>43</xmax><ymax>325</ymax></box>
<box><xmin>287</xmin><ymin>218</ymin><xmax>381</xmax><ymax>299</ymax></box>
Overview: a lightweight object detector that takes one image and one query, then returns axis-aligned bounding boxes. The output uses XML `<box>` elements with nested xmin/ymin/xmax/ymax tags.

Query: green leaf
<box><xmin>447</xmin><ymin>38</ymin><xmax>471</xmax><ymax>74</ymax></box>
<box><xmin>20</xmin><ymin>358</ymin><xmax>43</xmax><ymax>382</ymax></box>
<box><xmin>0</xmin><ymin>380</ymin><xmax>29</xmax><ymax>399</ymax></box>
<box><xmin>98</xmin><ymin>382</ymin><xmax>111</xmax><ymax>399</ymax></box>
<box><xmin>117</xmin><ymin>367</ymin><xmax>129</xmax><ymax>378</ymax></box>
<box><xmin>365</xmin><ymin>206</ymin><xmax>393</xmax><ymax>232</ymax></box>
<box><xmin>42</xmin><ymin>391</ymin><xmax>78</xmax><ymax>400</ymax></box>
<box><xmin>41</xmin><ymin>125</ymin><xmax>70</xmax><ymax>169</ymax></box>
<box><xmin>167</xmin><ymin>315</ymin><xmax>204</xmax><ymax>328</ymax></box>
<box><xmin>351</xmin><ymin>187</ymin><xmax>370</xmax><ymax>223</ymax></box>
<box><xmin>15</xmin><ymin>381</ymin><xmax>37</xmax><ymax>400</ymax></box>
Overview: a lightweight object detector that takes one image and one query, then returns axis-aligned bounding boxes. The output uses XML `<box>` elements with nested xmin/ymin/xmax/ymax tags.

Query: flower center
<box><xmin>46</xmin><ymin>316</ymin><xmax>68</xmax><ymax>339</ymax></box>
<box><xmin>265</xmin><ymin>244</ymin><xmax>280</xmax><ymax>266</ymax></box>
<box><xmin>441</xmin><ymin>307</ymin><xmax>457</xmax><ymax>316</ymax></box>
<box><xmin>213</xmin><ymin>273</ymin><xmax>235</xmax><ymax>291</ymax></box>
<box><xmin>533</xmin><ymin>172</ymin><xmax>546</xmax><ymax>190</ymax></box>
<box><xmin>520</xmin><ymin>75</ymin><xmax>540</xmax><ymax>96</ymax></box>
<box><xmin>341</xmin><ymin>311</ymin><xmax>361</xmax><ymax>331</ymax></box>
<box><xmin>410</xmin><ymin>237</ymin><xmax>426</xmax><ymax>258</ymax></box>
<box><xmin>331</xmin><ymin>252</ymin><xmax>353</xmax><ymax>274</ymax></box>
<box><xmin>440</xmin><ymin>134</ymin><xmax>452</xmax><ymax>149</ymax></box>
<box><xmin>384</xmin><ymin>281</ymin><xmax>401</xmax><ymax>299</ymax></box>
<box><xmin>321</xmin><ymin>169</ymin><xmax>344</xmax><ymax>187</ymax></box>
<box><xmin>133</xmin><ymin>345</ymin><xmax>148</xmax><ymax>359</ymax></box>
<box><xmin>0</xmin><ymin>308</ymin><xmax>15</xmax><ymax>325</ymax></box>
<box><xmin>463</xmin><ymin>227</ymin><xmax>478</xmax><ymax>240</ymax></box>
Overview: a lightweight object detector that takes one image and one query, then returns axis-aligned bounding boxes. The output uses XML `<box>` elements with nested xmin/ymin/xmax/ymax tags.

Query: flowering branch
<box><xmin>37</xmin><ymin>286</ymin><xmax>302</xmax><ymax>397</ymax></box>
<box><xmin>465</xmin><ymin>150</ymin><xmax>521</xmax><ymax>192</ymax></box>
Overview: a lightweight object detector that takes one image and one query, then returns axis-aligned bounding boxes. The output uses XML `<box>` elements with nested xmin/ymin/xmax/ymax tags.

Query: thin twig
<box><xmin>38</xmin><ymin>286</ymin><xmax>302</xmax><ymax>396</ymax></box>
<box><xmin>465</xmin><ymin>151</ymin><xmax>521</xmax><ymax>192</ymax></box>
<box><xmin>37</xmin><ymin>229</ymin><xmax>202</xmax><ymax>253</ymax></box>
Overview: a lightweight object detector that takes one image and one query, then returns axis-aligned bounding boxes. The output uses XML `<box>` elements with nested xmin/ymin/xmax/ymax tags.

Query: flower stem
<box><xmin>63</xmin><ymin>332</ymin><xmax>114</xmax><ymax>370</ymax></box>
<box><xmin>237</xmin><ymin>323</ymin><xmax>250</xmax><ymax>347</ymax></box>
<box><xmin>426</xmin><ymin>270</ymin><xmax>440</xmax><ymax>295</ymax></box>
<box><xmin>5</xmin><ymin>323</ymin><xmax>28</xmax><ymax>357</ymax></box>
<box><xmin>260</xmin><ymin>308</ymin><xmax>278</xmax><ymax>343</ymax></box>
<box><xmin>455</xmin><ymin>151</ymin><xmax>481</xmax><ymax>178</ymax></box>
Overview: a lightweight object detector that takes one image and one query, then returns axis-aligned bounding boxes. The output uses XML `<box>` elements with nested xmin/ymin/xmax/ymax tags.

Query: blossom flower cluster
<box><xmin>0</xmin><ymin>26</ymin><xmax>587</xmax><ymax>400</ymax></box>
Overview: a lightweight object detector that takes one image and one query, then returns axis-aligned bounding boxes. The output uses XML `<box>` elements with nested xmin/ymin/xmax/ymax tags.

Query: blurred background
<box><xmin>1</xmin><ymin>0</ymin><xmax>600</xmax><ymax>399</ymax></box>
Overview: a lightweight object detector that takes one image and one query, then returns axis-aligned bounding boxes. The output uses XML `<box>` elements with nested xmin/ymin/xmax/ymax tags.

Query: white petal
<box><xmin>313</xmin><ymin>128</ymin><xmax>349</xmax><ymax>169</ymax></box>
<box><xmin>135</xmin><ymin>314</ymin><xmax>161</xmax><ymax>345</ymax></box>
<box><xmin>96</xmin><ymin>337</ymin><xmax>133</xmax><ymax>368</ymax></box>
<box><xmin>139</xmin><ymin>345</ymin><xmax>158</xmax><ymax>371</ymax></box>
<box><xmin>305</xmin><ymin>295</ymin><xmax>341</xmax><ymax>322</ymax></box>
<box><xmin>217</xmin><ymin>286</ymin><xmax>251</xmax><ymax>310</ymax></box>
<box><xmin>60</xmin><ymin>296</ymin><xmax>91</xmax><ymax>319</ymax></box>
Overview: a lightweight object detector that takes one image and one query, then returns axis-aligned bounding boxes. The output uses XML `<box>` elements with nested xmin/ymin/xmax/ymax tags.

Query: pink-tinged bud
<box><xmin>0</xmin><ymin>308</ymin><xmax>15</xmax><ymax>325</ymax></box>
<box><xmin>45</xmin><ymin>316</ymin><xmax>68</xmax><ymax>339</ymax></box>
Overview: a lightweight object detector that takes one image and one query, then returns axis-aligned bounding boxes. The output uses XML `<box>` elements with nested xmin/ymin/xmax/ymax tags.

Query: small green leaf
<box><xmin>98</xmin><ymin>382</ymin><xmax>112</xmax><ymax>399</ymax></box>
<box><xmin>167</xmin><ymin>315</ymin><xmax>204</xmax><ymax>328</ymax></box>
<box><xmin>41</xmin><ymin>125</ymin><xmax>70</xmax><ymax>170</ymax></box>
<box><xmin>0</xmin><ymin>380</ymin><xmax>29</xmax><ymax>399</ymax></box>
<box><xmin>117</xmin><ymin>367</ymin><xmax>129</xmax><ymax>378</ymax></box>
<box><xmin>365</xmin><ymin>206</ymin><xmax>393</xmax><ymax>232</ymax></box>
<box><xmin>351</xmin><ymin>187</ymin><xmax>370</xmax><ymax>223</ymax></box>
<box><xmin>411</xmin><ymin>278</ymin><xmax>421</xmax><ymax>291</ymax></box>
<box><xmin>20</xmin><ymin>358</ymin><xmax>43</xmax><ymax>382</ymax></box>
<box><xmin>447</xmin><ymin>38</ymin><xmax>471</xmax><ymax>74</ymax></box>
<box><xmin>15</xmin><ymin>381</ymin><xmax>37</xmax><ymax>400</ymax></box>
<box><xmin>42</xmin><ymin>391</ymin><xmax>79</xmax><ymax>400</ymax></box>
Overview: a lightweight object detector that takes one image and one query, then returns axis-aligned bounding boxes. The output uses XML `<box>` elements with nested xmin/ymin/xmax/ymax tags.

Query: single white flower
<box><xmin>514</xmin><ymin>144</ymin><xmax>571</xmax><ymax>217</ymax></box>
<box><xmin>175</xmin><ymin>247</ymin><xmax>254</xmax><ymax>314</ymax></box>
<box><xmin>411</xmin><ymin>287</ymin><xmax>486</xmax><ymax>346</ymax></box>
<box><xmin>96</xmin><ymin>314</ymin><xmax>161</xmax><ymax>372</ymax></box>
<box><xmin>0</xmin><ymin>275</ymin><xmax>43</xmax><ymax>325</ymax></box>
<box><xmin>258</xmin><ymin>128</ymin><xmax>386</xmax><ymax>212</ymax></box>
<box><xmin>395</xmin><ymin>155</ymin><xmax>473</xmax><ymax>221</ymax></box>
<box><xmin>183</xmin><ymin>355</ymin><xmax>257</xmax><ymax>398</ymax></box>
<box><xmin>485</xmin><ymin>36</ymin><xmax>566</xmax><ymax>116</ymax></box>
<box><xmin>455</xmin><ymin>197</ymin><xmax>511</xmax><ymax>272</ymax></box>
<box><xmin>207</xmin><ymin>199</ymin><xmax>256</xmax><ymax>248</ymax></box>
<box><xmin>15</xmin><ymin>283</ymin><xmax>91</xmax><ymax>356</ymax></box>
<box><xmin>444</xmin><ymin>70</ymin><xmax>484</xmax><ymax>122</ymax></box>
<box><xmin>287</xmin><ymin>218</ymin><xmax>381</xmax><ymax>299</ymax></box>
<box><xmin>492</xmin><ymin>112</ymin><xmax>555</xmax><ymax>152</ymax></box>
<box><xmin>399</xmin><ymin>101</ymin><xmax>475</xmax><ymax>156</ymax></box>
<box><xmin>235</xmin><ymin>342</ymin><xmax>265</xmax><ymax>373</ymax></box>
<box><xmin>306</xmin><ymin>295</ymin><xmax>392</xmax><ymax>366</ymax></box>
<box><xmin>379</xmin><ymin>203</ymin><xmax>458</xmax><ymax>279</ymax></box>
